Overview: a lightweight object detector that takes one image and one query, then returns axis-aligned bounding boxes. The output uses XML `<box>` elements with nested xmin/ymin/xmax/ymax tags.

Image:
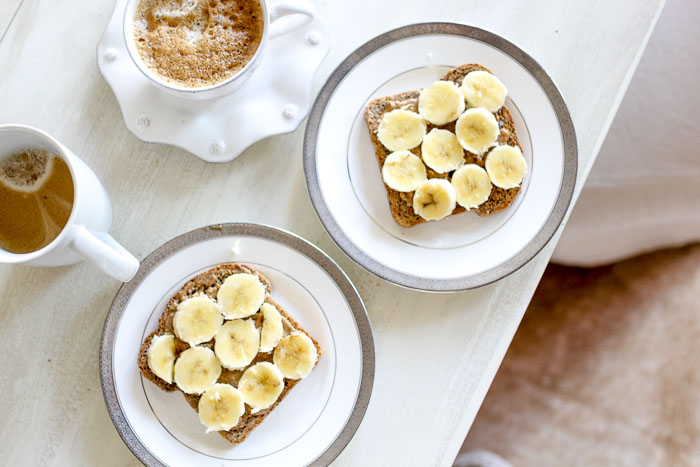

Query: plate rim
<box><xmin>99</xmin><ymin>223</ymin><xmax>375</xmax><ymax>466</ymax></box>
<box><xmin>303</xmin><ymin>22</ymin><xmax>578</xmax><ymax>291</ymax></box>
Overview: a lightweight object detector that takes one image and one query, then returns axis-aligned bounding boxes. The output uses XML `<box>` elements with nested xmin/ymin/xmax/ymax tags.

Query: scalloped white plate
<box><xmin>97</xmin><ymin>0</ymin><xmax>329</xmax><ymax>162</ymax></box>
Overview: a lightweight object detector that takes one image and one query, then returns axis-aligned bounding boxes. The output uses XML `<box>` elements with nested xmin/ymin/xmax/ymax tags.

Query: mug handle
<box><xmin>70</xmin><ymin>225</ymin><xmax>140</xmax><ymax>282</ymax></box>
<box><xmin>268</xmin><ymin>1</ymin><xmax>316</xmax><ymax>38</ymax></box>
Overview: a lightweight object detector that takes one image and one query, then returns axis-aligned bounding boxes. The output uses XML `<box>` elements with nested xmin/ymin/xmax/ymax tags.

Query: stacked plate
<box><xmin>303</xmin><ymin>23</ymin><xmax>576</xmax><ymax>291</ymax></box>
<box><xmin>101</xmin><ymin>224</ymin><xmax>373</xmax><ymax>466</ymax></box>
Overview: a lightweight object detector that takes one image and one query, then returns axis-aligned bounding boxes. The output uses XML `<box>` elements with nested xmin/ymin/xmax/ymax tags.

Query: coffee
<box><xmin>0</xmin><ymin>149</ymin><xmax>74</xmax><ymax>254</ymax></box>
<box><xmin>133</xmin><ymin>0</ymin><xmax>264</xmax><ymax>88</ymax></box>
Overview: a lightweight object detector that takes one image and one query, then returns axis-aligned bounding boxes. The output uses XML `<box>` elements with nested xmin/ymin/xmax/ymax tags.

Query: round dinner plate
<box><xmin>304</xmin><ymin>23</ymin><xmax>577</xmax><ymax>291</ymax></box>
<box><xmin>100</xmin><ymin>224</ymin><xmax>374</xmax><ymax>466</ymax></box>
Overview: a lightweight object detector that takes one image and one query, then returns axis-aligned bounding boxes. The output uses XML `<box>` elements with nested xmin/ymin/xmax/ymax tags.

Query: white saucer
<box><xmin>97</xmin><ymin>0</ymin><xmax>329</xmax><ymax>163</ymax></box>
<box><xmin>100</xmin><ymin>224</ymin><xmax>374</xmax><ymax>466</ymax></box>
<box><xmin>304</xmin><ymin>23</ymin><xmax>577</xmax><ymax>291</ymax></box>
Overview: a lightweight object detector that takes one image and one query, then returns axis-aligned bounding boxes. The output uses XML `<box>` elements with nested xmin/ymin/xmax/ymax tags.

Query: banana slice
<box><xmin>273</xmin><ymin>333</ymin><xmax>318</xmax><ymax>380</ymax></box>
<box><xmin>382</xmin><ymin>150</ymin><xmax>427</xmax><ymax>192</ymax></box>
<box><xmin>412</xmin><ymin>178</ymin><xmax>457</xmax><ymax>221</ymax></box>
<box><xmin>418</xmin><ymin>80</ymin><xmax>466</xmax><ymax>125</ymax></box>
<box><xmin>216</xmin><ymin>273</ymin><xmax>266</xmax><ymax>319</ymax></box>
<box><xmin>377</xmin><ymin>109</ymin><xmax>427</xmax><ymax>152</ymax></box>
<box><xmin>421</xmin><ymin>129</ymin><xmax>465</xmax><ymax>173</ymax></box>
<box><xmin>172</xmin><ymin>296</ymin><xmax>224</xmax><ymax>347</ymax></box>
<box><xmin>451</xmin><ymin>164</ymin><xmax>492</xmax><ymax>209</ymax></box>
<box><xmin>238</xmin><ymin>362</ymin><xmax>285</xmax><ymax>413</ymax></box>
<box><xmin>173</xmin><ymin>346</ymin><xmax>221</xmax><ymax>395</ymax></box>
<box><xmin>460</xmin><ymin>70</ymin><xmax>508</xmax><ymax>112</ymax></box>
<box><xmin>214</xmin><ymin>319</ymin><xmax>260</xmax><ymax>370</ymax></box>
<box><xmin>147</xmin><ymin>334</ymin><xmax>176</xmax><ymax>384</ymax></box>
<box><xmin>455</xmin><ymin>108</ymin><xmax>500</xmax><ymax>155</ymax></box>
<box><xmin>198</xmin><ymin>383</ymin><xmax>245</xmax><ymax>433</ymax></box>
<box><xmin>485</xmin><ymin>145</ymin><xmax>527</xmax><ymax>189</ymax></box>
<box><xmin>259</xmin><ymin>303</ymin><xmax>284</xmax><ymax>353</ymax></box>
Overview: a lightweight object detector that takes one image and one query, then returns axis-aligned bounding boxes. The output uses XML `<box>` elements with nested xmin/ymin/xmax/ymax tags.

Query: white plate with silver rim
<box><xmin>303</xmin><ymin>23</ymin><xmax>577</xmax><ymax>291</ymax></box>
<box><xmin>100</xmin><ymin>223</ymin><xmax>374</xmax><ymax>466</ymax></box>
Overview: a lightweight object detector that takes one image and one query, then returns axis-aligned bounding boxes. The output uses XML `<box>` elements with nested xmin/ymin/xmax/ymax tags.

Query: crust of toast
<box><xmin>364</xmin><ymin>63</ymin><xmax>523</xmax><ymax>227</ymax></box>
<box><xmin>137</xmin><ymin>263</ymin><xmax>322</xmax><ymax>445</ymax></box>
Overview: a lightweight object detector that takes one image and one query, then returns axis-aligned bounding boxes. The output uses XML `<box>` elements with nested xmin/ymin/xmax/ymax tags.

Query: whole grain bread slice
<box><xmin>364</xmin><ymin>63</ymin><xmax>523</xmax><ymax>227</ymax></box>
<box><xmin>137</xmin><ymin>263</ymin><xmax>322</xmax><ymax>445</ymax></box>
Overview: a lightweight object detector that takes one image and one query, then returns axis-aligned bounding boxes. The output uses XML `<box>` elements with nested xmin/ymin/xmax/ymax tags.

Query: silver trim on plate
<box><xmin>303</xmin><ymin>22</ymin><xmax>578</xmax><ymax>291</ymax></box>
<box><xmin>100</xmin><ymin>223</ymin><xmax>375</xmax><ymax>466</ymax></box>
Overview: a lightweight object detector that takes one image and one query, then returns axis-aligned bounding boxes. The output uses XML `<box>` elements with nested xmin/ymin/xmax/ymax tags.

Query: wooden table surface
<box><xmin>0</xmin><ymin>0</ymin><xmax>664</xmax><ymax>465</ymax></box>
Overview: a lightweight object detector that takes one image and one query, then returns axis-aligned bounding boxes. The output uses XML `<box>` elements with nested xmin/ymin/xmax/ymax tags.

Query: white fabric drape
<box><xmin>552</xmin><ymin>0</ymin><xmax>700</xmax><ymax>266</ymax></box>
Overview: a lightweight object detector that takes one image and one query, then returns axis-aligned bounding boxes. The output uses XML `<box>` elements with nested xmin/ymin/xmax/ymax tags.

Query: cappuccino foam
<box><xmin>134</xmin><ymin>0</ymin><xmax>264</xmax><ymax>88</ymax></box>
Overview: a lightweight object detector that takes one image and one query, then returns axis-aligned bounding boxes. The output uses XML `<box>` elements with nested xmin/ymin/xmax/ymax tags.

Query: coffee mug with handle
<box><xmin>123</xmin><ymin>0</ymin><xmax>317</xmax><ymax>100</ymax></box>
<box><xmin>0</xmin><ymin>124</ymin><xmax>140</xmax><ymax>282</ymax></box>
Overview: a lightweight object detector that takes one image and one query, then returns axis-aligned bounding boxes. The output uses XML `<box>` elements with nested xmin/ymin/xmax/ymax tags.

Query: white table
<box><xmin>0</xmin><ymin>0</ymin><xmax>664</xmax><ymax>465</ymax></box>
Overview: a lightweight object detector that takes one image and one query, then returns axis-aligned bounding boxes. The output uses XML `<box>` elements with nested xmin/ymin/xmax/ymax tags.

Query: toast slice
<box><xmin>137</xmin><ymin>263</ymin><xmax>321</xmax><ymax>445</ymax></box>
<box><xmin>364</xmin><ymin>63</ymin><xmax>523</xmax><ymax>227</ymax></box>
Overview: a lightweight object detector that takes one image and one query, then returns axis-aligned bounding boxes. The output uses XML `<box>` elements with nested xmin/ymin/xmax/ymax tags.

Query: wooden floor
<box><xmin>459</xmin><ymin>243</ymin><xmax>700</xmax><ymax>466</ymax></box>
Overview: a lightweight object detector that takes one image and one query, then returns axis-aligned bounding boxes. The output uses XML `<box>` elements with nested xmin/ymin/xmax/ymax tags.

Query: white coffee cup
<box><xmin>123</xmin><ymin>0</ymin><xmax>316</xmax><ymax>100</ymax></box>
<box><xmin>0</xmin><ymin>125</ymin><xmax>140</xmax><ymax>282</ymax></box>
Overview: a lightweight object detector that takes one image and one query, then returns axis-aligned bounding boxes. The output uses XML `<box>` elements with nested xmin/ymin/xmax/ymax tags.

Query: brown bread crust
<box><xmin>364</xmin><ymin>63</ymin><xmax>523</xmax><ymax>227</ymax></box>
<box><xmin>137</xmin><ymin>263</ymin><xmax>322</xmax><ymax>445</ymax></box>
